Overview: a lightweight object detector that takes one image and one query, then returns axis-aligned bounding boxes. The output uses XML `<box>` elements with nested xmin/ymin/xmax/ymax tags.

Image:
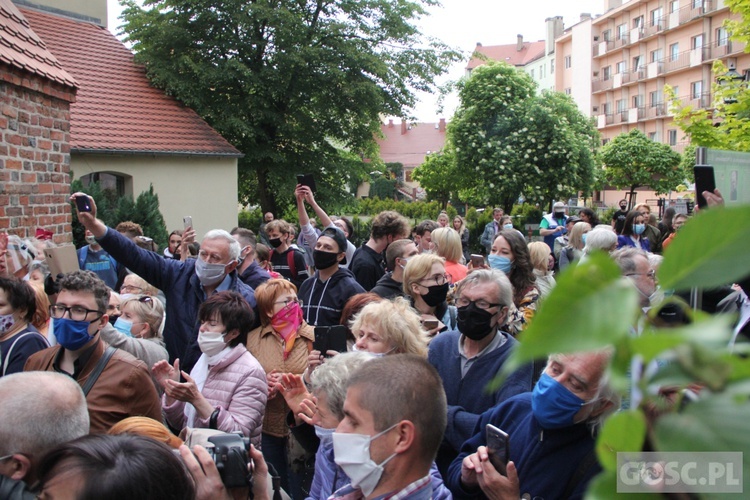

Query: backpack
<box><xmin>271</xmin><ymin>249</ymin><xmax>297</xmax><ymax>279</ymax></box>
<box><xmin>78</xmin><ymin>245</ymin><xmax>118</xmax><ymax>272</ymax></box>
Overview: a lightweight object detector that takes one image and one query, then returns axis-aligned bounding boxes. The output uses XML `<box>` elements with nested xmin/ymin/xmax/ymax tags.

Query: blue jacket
<box><xmin>97</xmin><ymin>228</ymin><xmax>256</xmax><ymax>371</ymax></box>
<box><xmin>542</xmin><ymin>213</ymin><xmax>568</xmax><ymax>252</ymax></box>
<box><xmin>307</xmin><ymin>440</ymin><xmax>452</xmax><ymax>500</ymax></box>
<box><xmin>480</xmin><ymin>221</ymin><xmax>498</xmax><ymax>253</ymax></box>
<box><xmin>238</xmin><ymin>260</ymin><xmax>272</xmax><ymax>290</ymax></box>
<box><xmin>446</xmin><ymin>393</ymin><xmax>600</xmax><ymax>500</ymax></box>
<box><xmin>617</xmin><ymin>235</ymin><xmax>650</xmax><ymax>252</ymax></box>
<box><xmin>428</xmin><ymin>330</ymin><xmax>532</xmax><ymax>477</ymax></box>
<box><xmin>299</xmin><ymin>267</ymin><xmax>365</xmax><ymax>327</ymax></box>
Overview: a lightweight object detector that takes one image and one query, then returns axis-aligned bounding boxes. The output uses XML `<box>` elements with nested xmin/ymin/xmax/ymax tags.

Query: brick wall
<box><xmin>0</xmin><ymin>63</ymin><xmax>77</xmax><ymax>244</ymax></box>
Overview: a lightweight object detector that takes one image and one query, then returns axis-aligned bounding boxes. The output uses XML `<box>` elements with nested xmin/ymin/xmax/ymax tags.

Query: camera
<box><xmin>205</xmin><ymin>433</ymin><xmax>253</xmax><ymax>489</ymax></box>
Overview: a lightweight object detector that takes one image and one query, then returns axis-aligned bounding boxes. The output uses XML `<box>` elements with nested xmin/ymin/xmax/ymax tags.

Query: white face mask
<box><xmin>332</xmin><ymin>423</ymin><xmax>398</xmax><ymax>497</ymax></box>
<box><xmin>195</xmin><ymin>258</ymin><xmax>227</xmax><ymax>287</ymax></box>
<box><xmin>0</xmin><ymin>313</ymin><xmax>15</xmax><ymax>334</ymax></box>
<box><xmin>198</xmin><ymin>330</ymin><xmax>227</xmax><ymax>356</ymax></box>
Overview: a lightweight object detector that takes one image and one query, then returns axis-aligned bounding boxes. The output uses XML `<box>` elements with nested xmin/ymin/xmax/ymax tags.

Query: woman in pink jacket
<box><xmin>152</xmin><ymin>291</ymin><xmax>267</xmax><ymax>449</ymax></box>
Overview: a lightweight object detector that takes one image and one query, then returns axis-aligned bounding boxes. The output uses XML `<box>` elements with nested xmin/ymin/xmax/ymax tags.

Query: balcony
<box><xmin>613</xmin><ymin>110</ymin><xmax>629</xmax><ymax>124</ymax></box>
<box><xmin>687</xmin><ymin>92</ymin><xmax>713</xmax><ymax>109</ymax></box>
<box><xmin>592</xmin><ymin>76</ymin><xmax>614</xmax><ymax>93</ymax></box>
<box><xmin>593</xmin><ymin>40</ymin><xmax>615</xmax><ymax>57</ymax></box>
<box><xmin>645</xmin><ymin>103</ymin><xmax>668</xmax><ymax>119</ymax></box>
<box><xmin>679</xmin><ymin>1</ymin><xmax>709</xmax><ymax>25</ymax></box>
<box><xmin>643</xmin><ymin>19</ymin><xmax>666</xmax><ymax>38</ymax></box>
<box><xmin>708</xmin><ymin>39</ymin><xmax>748</xmax><ymax>60</ymax></box>
<box><xmin>664</xmin><ymin>50</ymin><xmax>691</xmax><ymax>73</ymax></box>
<box><xmin>597</xmin><ymin>113</ymin><xmax>615</xmax><ymax>128</ymax></box>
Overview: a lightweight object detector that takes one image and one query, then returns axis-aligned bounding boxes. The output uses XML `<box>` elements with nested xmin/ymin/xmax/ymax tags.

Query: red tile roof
<box><xmin>376</xmin><ymin>120</ymin><xmax>447</xmax><ymax>168</ymax></box>
<box><xmin>0</xmin><ymin>0</ymin><xmax>76</xmax><ymax>88</ymax></box>
<box><xmin>20</xmin><ymin>7</ymin><xmax>241</xmax><ymax>156</ymax></box>
<box><xmin>466</xmin><ymin>41</ymin><xmax>546</xmax><ymax>70</ymax></box>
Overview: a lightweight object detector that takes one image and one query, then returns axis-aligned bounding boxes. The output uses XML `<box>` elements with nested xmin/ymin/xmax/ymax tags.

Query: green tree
<box><xmin>450</xmin><ymin>62</ymin><xmax>598</xmax><ymax>213</ymax></box>
<box><xmin>368</xmin><ymin>177</ymin><xmax>397</xmax><ymax>200</ymax></box>
<box><xmin>599</xmin><ymin>129</ymin><xmax>684</xmax><ymax>205</ymax></box>
<box><xmin>121</xmin><ymin>0</ymin><xmax>460</xmax><ymax>215</ymax></box>
<box><xmin>412</xmin><ymin>149</ymin><xmax>460</xmax><ymax>209</ymax></box>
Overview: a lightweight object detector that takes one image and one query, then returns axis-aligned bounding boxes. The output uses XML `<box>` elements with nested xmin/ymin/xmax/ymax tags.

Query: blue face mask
<box><xmin>503</xmin><ymin>224</ymin><xmax>514</xmax><ymax>230</ymax></box>
<box><xmin>633</xmin><ymin>224</ymin><xmax>646</xmax><ymax>235</ymax></box>
<box><xmin>54</xmin><ymin>317</ymin><xmax>94</xmax><ymax>351</ymax></box>
<box><xmin>315</xmin><ymin>425</ymin><xmax>335</xmax><ymax>448</ymax></box>
<box><xmin>113</xmin><ymin>317</ymin><xmax>133</xmax><ymax>337</ymax></box>
<box><xmin>488</xmin><ymin>254</ymin><xmax>512</xmax><ymax>274</ymax></box>
<box><xmin>531</xmin><ymin>372</ymin><xmax>592</xmax><ymax>429</ymax></box>
<box><xmin>582</xmin><ymin>233</ymin><xmax>588</xmax><ymax>245</ymax></box>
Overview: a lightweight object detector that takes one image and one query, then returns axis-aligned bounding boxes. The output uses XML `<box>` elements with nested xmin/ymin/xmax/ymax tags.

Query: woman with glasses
<box><xmin>101</xmin><ymin>294</ymin><xmax>168</xmax><ymax>380</ymax></box>
<box><xmin>246</xmin><ymin>278</ymin><xmax>314</xmax><ymax>497</ymax></box>
<box><xmin>153</xmin><ymin>291</ymin><xmax>267</xmax><ymax>448</ymax></box>
<box><xmin>349</xmin><ymin>297</ymin><xmax>430</xmax><ymax>356</ymax></box>
<box><xmin>119</xmin><ymin>274</ymin><xmax>158</xmax><ymax>297</ymax></box>
<box><xmin>0</xmin><ymin>276</ymin><xmax>49</xmax><ymax>376</ymax></box>
<box><xmin>403</xmin><ymin>254</ymin><xmax>457</xmax><ymax>335</ymax></box>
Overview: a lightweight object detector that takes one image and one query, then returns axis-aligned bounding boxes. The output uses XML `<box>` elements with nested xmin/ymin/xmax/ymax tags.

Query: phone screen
<box><xmin>183</xmin><ymin>216</ymin><xmax>193</xmax><ymax>230</ymax></box>
<box><xmin>486</xmin><ymin>424</ymin><xmax>509</xmax><ymax>476</ymax></box>
<box><xmin>693</xmin><ymin>166</ymin><xmax>716</xmax><ymax>209</ymax></box>
<box><xmin>75</xmin><ymin>195</ymin><xmax>91</xmax><ymax>213</ymax></box>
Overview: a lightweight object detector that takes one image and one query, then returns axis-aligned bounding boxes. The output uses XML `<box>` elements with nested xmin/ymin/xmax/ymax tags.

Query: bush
<box><xmin>237</xmin><ymin>208</ymin><xmax>263</xmax><ymax>233</ymax></box>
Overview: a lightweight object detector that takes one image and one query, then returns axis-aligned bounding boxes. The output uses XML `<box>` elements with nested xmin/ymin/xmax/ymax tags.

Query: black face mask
<box><xmin>620</xmin><ymin>205</ymin><xmax>627</xmax><ymax>210</ymax></box>
<box><xmin>457</xmin><ymin>302</ymin><xmax>496</xmax><ymax>341</ymax></box>
<box><xmin>420</xmin><ymin>282</ymin><xmax>449</xmax><ymax>307</ymax></box>
<box><xmin>313</xmin><ymin>250</ymin><xmax>339</xmax><ymax>270</ymax></box>
<box><xmin>269</xmin><ymin>237</ymin><xmax>283</xmax><ymax>249</ymax></box>
<box><xmin>554</xmin><ymin>211</ymin><xmax>565</xmax><ymax>219</ymax></box>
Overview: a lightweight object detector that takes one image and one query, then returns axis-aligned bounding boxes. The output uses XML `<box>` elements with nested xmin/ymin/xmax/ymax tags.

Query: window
<box><xmin>692</xmin><ymin>34</ymin><xmax>703</xmax><ymax>49</ymax></box>
<box><xmin>564</xmin><ymin>55</ymin><xmax>572</xmax><ymax>68</ymax></box>
<box><xmin>633</xmin><ymin>94</ymin><xmax>644</xmax><ymax>108</ymax></box>
<box><xmin>530</xmin><ymin>69</ymin><xmax>535</xmax><ymax>79</ymax></box>
<box><xmin>633</xmin><ymin>55</ymin><xmax>644</xmax><ymax>71</ymax></box>
<box><xmin>616</xmin><ymin>99</ymin><xmax>626</xmax><ymax>113</ymax></box>
<box><xmin>617</xmin><ymin>23</ymin><xmax>628</xmax><ymax>40</ymax></box>
<box><xmin>648</xmin><ymin>132</ymin><xmax>657</xmax><ymax>141</ymax></box>
<box><xmin>550</xmin><ymin>59</ymin><xmax>555</xmax><ymax>73</ymax></box>
<box><xmin>603</xmin><ymin>66</ymin><xmax>612</xmax><ymax>80</ymax></box>
<box><xmin>616</xmin><ymin>61</ymin><xmax>627</xmax><ymax>74</ymax></box>
<box><xmin>633</xmin><ymin>15</ymin><xmax>644</xmax><ymax>29</ymax></box>
<box><xmin>716</xmin><ymin>27</ymin><xmax>728</xmax><ymax>46</ymax></box>
<box><xmin>651</xmin><ymin>7</ymin><xmax>663</xmax><ymax>27</ymax></box>
<box><xmin>540</xmin><ymin>64</ymin><xmax>545</xmax><ymax>78</ymax></box>
<box><xmin>80</xmin><ymin>173</ymin><xmax>125</xmax><ymax>197</ymax></box>
<box><xmin>564</xmin><ymin>88</ymin><xmax>572</xmax><ymax>95</ymax></box>
<box><xmin>691</xmin><ymin>80</ymin><xmax>703</xmax><ymax>99</ymax></box>
<box><xmin>650</xmin><ymin>90</ymin><xmax>662</xmax><ymax>107</ymax></box>
<box><xmin>668</xmin><ymin>129</ymin><xmax>677</xmax><ymax>146</ymax></box>
<box><xmin>603</xmin><ymin>102</ymin><xmax>612</xmax><ymax>114</ymax></box>
<box><xmin>651</xmin><ymin>48</ymin><xmax>663</xmax><ymax>62</ymax></box>
<box><xmin>670</xmin><ymin>42</ymin><xmax>680</xmax><ymax>61</ymax></box>
<box><xmin>692</xmin><ymin>0</ymin><xmax>703</xmax><ymax>9</ymax></box>
<box><xmin>670</xmin><ymin>0</ymin><xmax>680</xmax><ymax>13</ymax></box>
<box><xmin>672</xmin><ymin>85</ymin><xmax>679</xmax><ymax>97</ymax></box>
<box><xmin>602</xmin><ymin>29</ymin><xmax>612</xmax><ymax>41</ymax></box>
<box><xmin>602</xmin><ymin>138</ymin><xmax>610</xmax><ymax>146</ymax></box>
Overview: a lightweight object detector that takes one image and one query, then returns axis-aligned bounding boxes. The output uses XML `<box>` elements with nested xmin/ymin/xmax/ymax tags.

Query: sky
<box><xmin>107</xmin><ymin>0</ymin><xmax>605</xmax><ymax>122</ymax></box>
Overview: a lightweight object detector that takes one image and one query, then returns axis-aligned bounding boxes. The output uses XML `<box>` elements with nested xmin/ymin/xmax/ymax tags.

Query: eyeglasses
<box><xmin>419</xmin><ymin>273</ymin><xmax>452</xmax><ymax>286</ymax></box>
<box><xmin>626</xmin><ymin>270</ymin><xmax>656</xmax><ymax>280</ymax></box>
<box><xmin>120</xmin><ymin>285</ymin><xmax>143</xmax><ymax>293</ymax></box>
<box><xmin>49</xmin><ymin>304</ymin><xmax>104</xmax><ymax>321</ymax></box>
<box><xmin>274</xmin><ymin>297</ymin><xmax>301</xmax><ymax>307</ymax></box>
<box><xmin>455</xmin><ymin>297</ymin><xmax>503</xmax><ymax>310</ymax></box>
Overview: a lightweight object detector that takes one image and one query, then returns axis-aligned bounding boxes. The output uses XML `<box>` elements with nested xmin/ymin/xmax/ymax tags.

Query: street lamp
<box><xmin>721</xmin><ymin>64</ymin><xmax>746</xmax><ymax>104</ymax></box>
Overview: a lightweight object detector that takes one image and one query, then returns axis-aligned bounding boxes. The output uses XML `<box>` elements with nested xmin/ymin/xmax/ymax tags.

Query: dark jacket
<box><xmin>25</xmin><ymin>338</ymin><xmax>162</xmax><ymax>434</ymax></box>
<box><xmin>369</xmin><ymin>272</ymin><xmax>404</xmax><ymax>300</ymax></box>
<box><xmin>349</xmin><ymin>244</ymin><xmax>386</xmax><ymax>291</ymax></box>
<box><xmin>299</xmin><ymin>267</ymin><xmax>365</xmax><ymax>327</ymax></box>
<box><xmin>239</xmin><ymin>260</ymin><xmax>272</xmax><ymax>290</ymax></box>
<box><xmin>97</xmin><ymin>228</ymin><xmax>256</xmax><ymax>372</ymax></box>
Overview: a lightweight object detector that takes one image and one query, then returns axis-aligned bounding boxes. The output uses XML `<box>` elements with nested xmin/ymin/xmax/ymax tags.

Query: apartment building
<box><xmin>559</xmin><ymin>0</ymin><xmax>749</xmax><ymax>152</ymax></box>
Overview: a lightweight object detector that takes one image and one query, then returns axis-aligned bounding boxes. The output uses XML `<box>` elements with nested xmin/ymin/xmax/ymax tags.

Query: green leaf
<box><xmin>585</xmin><ymin>470</ymin><xmax>655</xmax><ymax>499</ymax></box>
<box><xmin>596</xmin><ymin>410</ymin><xmax>647</xmax><ymax>472</ymax></box>
<box><xmin>658</xmin><ymin>205</ymin><xmax>750</xmax><ymax>291</ymax></box>
<box><xmin>498</xmin><ymin>252</ymin><xmax>639</xmax><ymax>379</ymax></box>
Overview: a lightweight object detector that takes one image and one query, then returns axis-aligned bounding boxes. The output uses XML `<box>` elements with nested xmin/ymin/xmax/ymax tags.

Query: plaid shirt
<box><xmin>329</xmin><ymin>475</ymin><xmax>432</xmax><ymax>500</ymax></box>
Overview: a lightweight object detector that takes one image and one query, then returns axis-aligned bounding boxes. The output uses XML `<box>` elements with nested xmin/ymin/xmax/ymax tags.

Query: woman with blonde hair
<box><xmin>349</xmin><ymin>297</ymin><xmax>430</xmax><ymax>357</ymax></box>
<box><xmin>431</xmin><ymin>227</ymin><xmax>468</xmax><ymax>283</ymax></box>
<box><xmin>559</xmin><ymin>222</ymin><xmax>591</xmax><ymax>270</ymax></box>
<box><xmin>403</xmin><ymin>253</ymin><xmax>457</xmax><ymax>334</ymax></box>
<box><xmin>452</xmin><ymin>215</ymin><xmax>470</xmax><ymax>262</ymax></box>
<box><xmin>527</xmin><ymin>242</ymin><xmax>556</xmax><ymax>298</ymax></box>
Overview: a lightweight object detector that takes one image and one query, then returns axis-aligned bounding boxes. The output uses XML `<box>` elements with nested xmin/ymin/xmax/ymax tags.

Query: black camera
<box><xmin>206</xmin><ymin>433</ymin><xmax>253</xmax><ymax>489</ymax></box>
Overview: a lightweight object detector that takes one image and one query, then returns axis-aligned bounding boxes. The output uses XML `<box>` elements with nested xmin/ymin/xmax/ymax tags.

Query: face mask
<box><xmin>85</xmin><ymin>235</ymin><xmax>97</xmax><ymax>245</ymax></box>
<box><xmin>582</xmin><ymin>233</ymin><xmax>588</xmax><ymax>245</ymax></box>
<box><xmin>420</xmin><ymin>282</ymin><xmax>449</xmax><ymax>307</ymax></box>
<box><xmin>313</xmin><ymin>250</ymin><xmax>339</xmax><ymax>270</ymax></box>
<box><xmin>237</xmin><ymin>246</ymin><xmax>250</xmax><ymax>266</ymax></box>
<box><xmin>398</xmin><ymin>257</ymin><xmax>409</xmax><ymax>270</ymax></box>
<box><xmin>620</xmin><ymin>205</ymin><xmax>627</xmax><ymax>210</ymax></box>
<box><xmin>457</xmin><ymin>303</ymin><xmax>496</xmax><ymax>341</ymax></box>
<box><xmin>554</xmin><ymin>211</ymin><xmax>565</xmax><ymax>218</ymax></box>
<box><xmin>487</xmin><ymin>254</ymin><xmax>512</xmax><ymax>274</ymax></box>
<box><xmin>333</xmin><ymin>423</ymin><xmax>398</xmax><ymax>497</ymax></box>
<box><xmin>532</xmin><ymin>372</ymin><xmax>596</xmax><ymax>429</ymax></box>
<box><xmin>633</xmin><ymin>224</ymin><xmax>646</xmax><ymax>235</ymax></box>
<box><xmin>195</xmin><ymin>258</ymin><xmax>227</xmax><ymax>287</ymax></box>
<box><xmin>0</xmin><ymin>313</ymin><xmax>15</xmax><ymax>334</ymax></box>
<box><xmin>503</xmin><ymin>224</ymin><xmax>514</xmax><ymax>230</ymax></box>
<box><xmin>113</xmin><ymin>317</ymin><xmax>134</xmax><ymax>337</ymax></box>
<box><xmin>315</xmin><ymin>425</ymin><xmax>335</xmax><ymax>448</ymax></box>
<box><xmin>269</xmin><ymin>237</ymin><xmax>283</xmax><ymax>249</ymax></box>
<box><xmin>198</xmin><ymin>330</ymin><xmax>227</xmax><ymax>356</ymax></box>
<box><xmin>55</xmin><ymin>317</ymin><xmax>94</xmax><ymax>351</ymax></box>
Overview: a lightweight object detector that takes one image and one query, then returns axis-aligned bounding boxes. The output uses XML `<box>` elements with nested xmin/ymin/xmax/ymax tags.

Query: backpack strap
<box><xmin>78</xmin><ymin>245</ymin><xmax>88</xmax><ymax>269</ymax></box>
<box><xmin>2</xmin><ymin>331</ymin><xmax>46</xmax><ymax>376</ymax></box>
<box><xmin>561</xmin><ymin>448</ymin><xmax>598</xmax><ymax>498</ymax></box>
<box><xmin>81</xmin><ymin>346</ymin><xmax>117</xmax><ymax>396</ymax></box>
<box><xmin>287</xmin><ymin>250</ymin><xmax>296</xmax><ymax>278</ymax></box>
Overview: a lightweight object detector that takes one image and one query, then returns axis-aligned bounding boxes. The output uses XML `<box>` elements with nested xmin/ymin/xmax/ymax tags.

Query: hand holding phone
<box><xmin>693</xmin><ymin>166</ymin><xmax>716</xmax><ymax>209</ymax></box>
<box><xmin>470</xmin><ymin>254</ymin><xmax>484</xmax><ymax>268</ymax></box>
<box><xmin>75</xmin><ymin>195</ymin><xmax>92</xmax><ymax>213</ymax></box>
<box><xmin>296</xmin><ymin>173</ymin><xmax>317</xmax><ymax>194</ymax></box>
<box><xmin>485</xmin><ymin>424</ymin><xmax>509</xmax><ymax>476</ymax></box>
<box><xmin>183</xmin><ymin>216</ymin><xmax>193</xmax><ymax>230</ymax></box>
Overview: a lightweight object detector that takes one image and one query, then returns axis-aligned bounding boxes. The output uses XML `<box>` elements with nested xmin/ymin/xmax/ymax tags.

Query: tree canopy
<box><xmin>447</xmin><ymin>62</ymin><xmax>599</xmax><ymax>213</ymax></box>
<box><xmin>599</xmin><ymin>128</ymin><xmax>685</xmax><ymax>203</ymax></box>
<box><xmin>412</xmin><ymin>149</ymin><xmax>459</xmax><ymax>209</ymax></box>
<box><xmin>121</xmin><ymin>0</ymin><xmax>460</xmax><ymax>214</ymax></box>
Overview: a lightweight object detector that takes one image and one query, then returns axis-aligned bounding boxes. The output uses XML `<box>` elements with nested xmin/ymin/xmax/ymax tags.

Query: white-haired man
<box><xmin>72</xmin><ymin>193</ymin><xmax>256</xmax><ymax>374</ymax></box>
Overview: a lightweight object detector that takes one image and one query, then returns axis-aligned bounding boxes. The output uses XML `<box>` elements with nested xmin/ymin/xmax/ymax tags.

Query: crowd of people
<box><xmin>0</xmin><ymin>187</ymin><xmax>746</xmax><ymax>500</ymax></box>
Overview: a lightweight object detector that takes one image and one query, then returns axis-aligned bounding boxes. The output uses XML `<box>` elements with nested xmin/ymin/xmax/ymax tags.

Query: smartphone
<box><xmin>313</xmin><ymin>325</ymin><xmax>349</xmax><ymax>355</ymax></box>
<box><xmin>75</xmin><ymin>195</ymin><xmax>91</xmax><ymax>213</ymax></box>
<box><xmin>693</xmin><ymin>166</ymin><xmax>716</xmax><ymax>209</ymax></box>
<box><xmin>183</xmin><ymin>216</ymin><xmax>193</xmax><ymax>230</ymax></box>
<box><xmin>470</xmin><ymin>254</ymin><xmax>484</xmax><ymax>268</ymax></box>
<box><xmin>422</xmin><ymin>319</ymin><xmax>439</xmax><ymax>330</ymax></box>
<box><xmin>486</xmin><ymin>424</ymin><xmax>509</xmax><ymax>476</ymax></box>
<box><xmin>296</xmin><ymin>173</ymin><xmax>317</xmax><ymax>194</ymax></box>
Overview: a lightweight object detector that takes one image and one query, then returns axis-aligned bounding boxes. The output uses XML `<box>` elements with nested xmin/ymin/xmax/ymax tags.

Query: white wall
<box><xmin>571</xmin><ymin>18</ymin><xmax>594</xmax><ymax>115</ymax></box>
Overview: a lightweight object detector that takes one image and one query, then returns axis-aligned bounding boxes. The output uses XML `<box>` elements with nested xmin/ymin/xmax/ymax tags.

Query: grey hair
<box><xmin>0</xmin><ymin>372</ymin><xmax>89</xmax><ymax>458</ymax></box>
<box><xmin>582</xmin><ymin>226</ymin><xmax>617</xmax><ymax>256</ymax></box>
<box><xmin>455</xmin><ymin>269</ymin><xmax>513</xmax><ymax>308</ymax></box>
<box><xmin>611</xmin><ymin>247</ymin><xmax>648</xmax><ymax>275</ymax></box>
<box><xmin>202</xmin><ymin>229</ymin><xmax>241</xmax><ymax>261</ymax></box>
<box><xmin>310</xmin><ymin>351</ymin><xmax>375</xmax><ymax>421</ymax></box>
